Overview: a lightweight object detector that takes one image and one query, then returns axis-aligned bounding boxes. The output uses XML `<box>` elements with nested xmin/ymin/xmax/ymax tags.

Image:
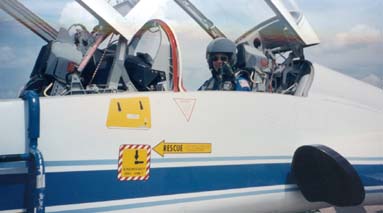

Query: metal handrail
<box><xmin>0</xmin><ymin>91</ymin><xmax>45</xmax><ymax>213</ymax></box>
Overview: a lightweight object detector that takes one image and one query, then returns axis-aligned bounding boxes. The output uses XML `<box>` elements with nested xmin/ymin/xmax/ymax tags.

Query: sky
<box><xmin>0</xmin><ymin>0</ymin><xmax>382</xmax><ymax>99</ymax></box>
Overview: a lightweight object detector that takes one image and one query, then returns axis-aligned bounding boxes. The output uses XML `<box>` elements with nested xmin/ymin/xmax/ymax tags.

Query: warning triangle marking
<box><xmin>174</xmin><ymin>98</ymin><xmax>196</xmax><ymax>122</ymax></box>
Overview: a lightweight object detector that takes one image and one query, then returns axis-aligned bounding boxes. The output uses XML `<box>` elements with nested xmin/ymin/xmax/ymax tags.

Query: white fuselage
<box><xmin>0</xmin><ymin>64</ymin><xmax>382</xmax><ymax>212</ymax></box>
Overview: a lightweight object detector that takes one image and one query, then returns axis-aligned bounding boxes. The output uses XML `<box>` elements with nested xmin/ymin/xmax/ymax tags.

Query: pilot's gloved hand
<box><xmin>221</xmin><ymin>62</ymin><xmax>235</xmax><ymax>81</ymax></box>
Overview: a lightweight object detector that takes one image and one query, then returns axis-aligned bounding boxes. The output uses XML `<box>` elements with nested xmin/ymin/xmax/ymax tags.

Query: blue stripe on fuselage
<box><xmin>0</xmin><ymin>163</ymin><xmax>382</xmax><ymax>210</ymax></box>
<box><xmin>45</xmin><ymin>164</ymin><xmax>293</xmax><ymax>206</ymax></box>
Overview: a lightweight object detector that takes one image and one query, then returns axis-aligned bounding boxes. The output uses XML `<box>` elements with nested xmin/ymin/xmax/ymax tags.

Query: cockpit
<box><xmin>0</xmin><ymin>0</ymin><xmax>320</xmax><ymax>97</ymax></box>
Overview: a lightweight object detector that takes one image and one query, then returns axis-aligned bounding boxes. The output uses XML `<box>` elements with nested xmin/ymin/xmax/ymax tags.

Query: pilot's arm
<box><xmin>198</xmin><ymin>77</ymin><xmax>217</xmax><ymax>90</ymax></box>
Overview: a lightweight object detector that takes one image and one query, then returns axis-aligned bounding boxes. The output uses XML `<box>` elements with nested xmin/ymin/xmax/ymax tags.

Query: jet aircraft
<box><xmin>0</xmin><ymin>0</ymin><xmax>382</xmax><ymax>212</ymax></box>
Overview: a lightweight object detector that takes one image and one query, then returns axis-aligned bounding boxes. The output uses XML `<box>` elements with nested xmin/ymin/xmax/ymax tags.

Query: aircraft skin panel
<box><xmin>42</xmin><ymin>185</ymin><xmax>304</xmax><ymax>211</ymax></box>
<box><xmin>310</xmin><ymin>64</ymin><xmax>383</xmax><ymax>111</ymax></box>
<box><xmin>0</xmin><ymin>163</ymin><xmax>382</xmax><ymax>211</ymax></box>
<box><xmin>1</xmin><ymin>184</ymin><xmax>318</xmax><ymax>212</ymax></box>
<box><xmin>0</xmin><ymin>99</ymin><xmax>27</xmax><ymax>155</ymax></box>
<box><xmin>30</xmin><ymin>93</ymin><xmax>382</xmax><ymax>161</ymax></box>
<box><xmin>0</xmin><ymin>67</ymin><xmax>382</xmax><ymax>211</ymax></box>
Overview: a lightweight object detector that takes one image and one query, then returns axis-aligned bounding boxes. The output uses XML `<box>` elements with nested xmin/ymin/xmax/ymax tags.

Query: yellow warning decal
<box><xmin>118</xmin><ymin>144</ymin><xmax>151</xmax><ymax>181</ymax></box>
<box><xmin>106</xmin><ymin>97</ymin><xmax>151</xmax><ymax>128</ymax></box>
<box><xmin>153</xmin><ymin>140</ymin><xmax>211</xmax><ymax>157</ymax></box>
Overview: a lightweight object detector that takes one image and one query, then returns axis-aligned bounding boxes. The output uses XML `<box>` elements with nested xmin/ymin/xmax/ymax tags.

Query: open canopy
<box><xmin>77</xmin><ymin>0</ymin><xmax>319</xmax><ymax>52</ymax></box>
<box><xmin>235</xmin><ymin>0</ymin><xmax>320</xmax><ymax>52</ymax></box>
<box><xmin>0</xmin><ymin>0</ymin><xmax>320</xmax><ymax>96</ymax></box>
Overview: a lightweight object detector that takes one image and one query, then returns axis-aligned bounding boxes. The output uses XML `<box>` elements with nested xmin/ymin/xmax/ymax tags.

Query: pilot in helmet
<box><xmin>199</xmin><ymin>37</ymin><xmax>251</xmax><ymax>91</ymax></box>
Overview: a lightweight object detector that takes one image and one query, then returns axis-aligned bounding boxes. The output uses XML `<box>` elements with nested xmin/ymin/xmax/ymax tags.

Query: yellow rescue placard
<box><xmin>106</xmin><ymin>97</ymin><xmax>151</xmax><ymax>129</ymax></box>
<box><xmin>153</xmin><ymin>140</ymin><xmax>211</xmax><ymax>157</ymax></box>
<box><xmin>118</xmin><ymin>144</ymin><xmax>151</xmax><ymax>181</ymax></box>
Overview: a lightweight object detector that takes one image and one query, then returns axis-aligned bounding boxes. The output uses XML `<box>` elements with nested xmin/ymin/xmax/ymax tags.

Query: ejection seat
<box><xmin>127</xmin><ymin>19</ymin><xmax>183</xmax><ymax>92</ymax></box>
<box><xmin>124</xmin><ymin>52</ymin><xmax>167</xmax><ymax>91</ymax></box>
<box><xmin>21</xmin><ymin>28</ymin><xmax>85</xmax><ymax>96</ymax></box>
<box><xmin>235</xmin><ymin>43</ymin><xmax>314</xmax><ymax>96</ymax></box>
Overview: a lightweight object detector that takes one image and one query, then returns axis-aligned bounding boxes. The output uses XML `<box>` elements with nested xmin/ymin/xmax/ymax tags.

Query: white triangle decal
<box><xmin>174</xmin><ymin>98</ymin><xmax>196</xmax><ymax>122</ymax></box>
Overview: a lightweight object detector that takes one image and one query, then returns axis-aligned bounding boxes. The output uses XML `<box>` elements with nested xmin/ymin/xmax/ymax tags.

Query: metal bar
<box><xmin>22</xmin><ymin>91</ymin><xmax>40</xmax><ymax>148</ymax></box>
<box><xmin>0</xmin><ymin>154</ymin><xmax>29</xmax><ymax>162</ymax></box>
<box><xmin>0</xmin><ymin>0</ymin><xmax>58</xmax><ymax>42</ymax></box>
<box><xmin>6</xmin><ymin>0</ymin><xmax>58</xmax><ymax>39</ymax></box>
<box><xmin>174</xmin><ymin>0</ymin><xmax>226</xmax><ymax>39</ymax></box>
<box><xmin>21</xmin><ymin>91</ymin><xmax>45</xmax><ymax>213</ymax></box>
<box><xmin>30</xmin><ymin>148</ymin><xmax>45</xmax><ymax>213</ymax></box>
<box><xmin>107</xmin><ymin>36</ymin><xmax>128</xmax><ymax>90</ymax></box>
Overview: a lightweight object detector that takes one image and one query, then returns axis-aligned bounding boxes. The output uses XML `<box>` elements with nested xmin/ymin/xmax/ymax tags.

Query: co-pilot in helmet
<box><xmin>206</xmin><ymin>37</ymin><xmax>237</xmax><ymax>69</ymax></box>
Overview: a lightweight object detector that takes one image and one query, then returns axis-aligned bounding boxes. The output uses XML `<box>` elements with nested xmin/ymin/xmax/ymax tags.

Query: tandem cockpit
<box><xmin>22</xmin><ymin>18</ymin><xmax>181</xmax><ymax>95</ymax></box>
<box><xmin>1</xmin><ymin>0</ymin><xmax>320</xmax><ymax>97</ymax></box>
